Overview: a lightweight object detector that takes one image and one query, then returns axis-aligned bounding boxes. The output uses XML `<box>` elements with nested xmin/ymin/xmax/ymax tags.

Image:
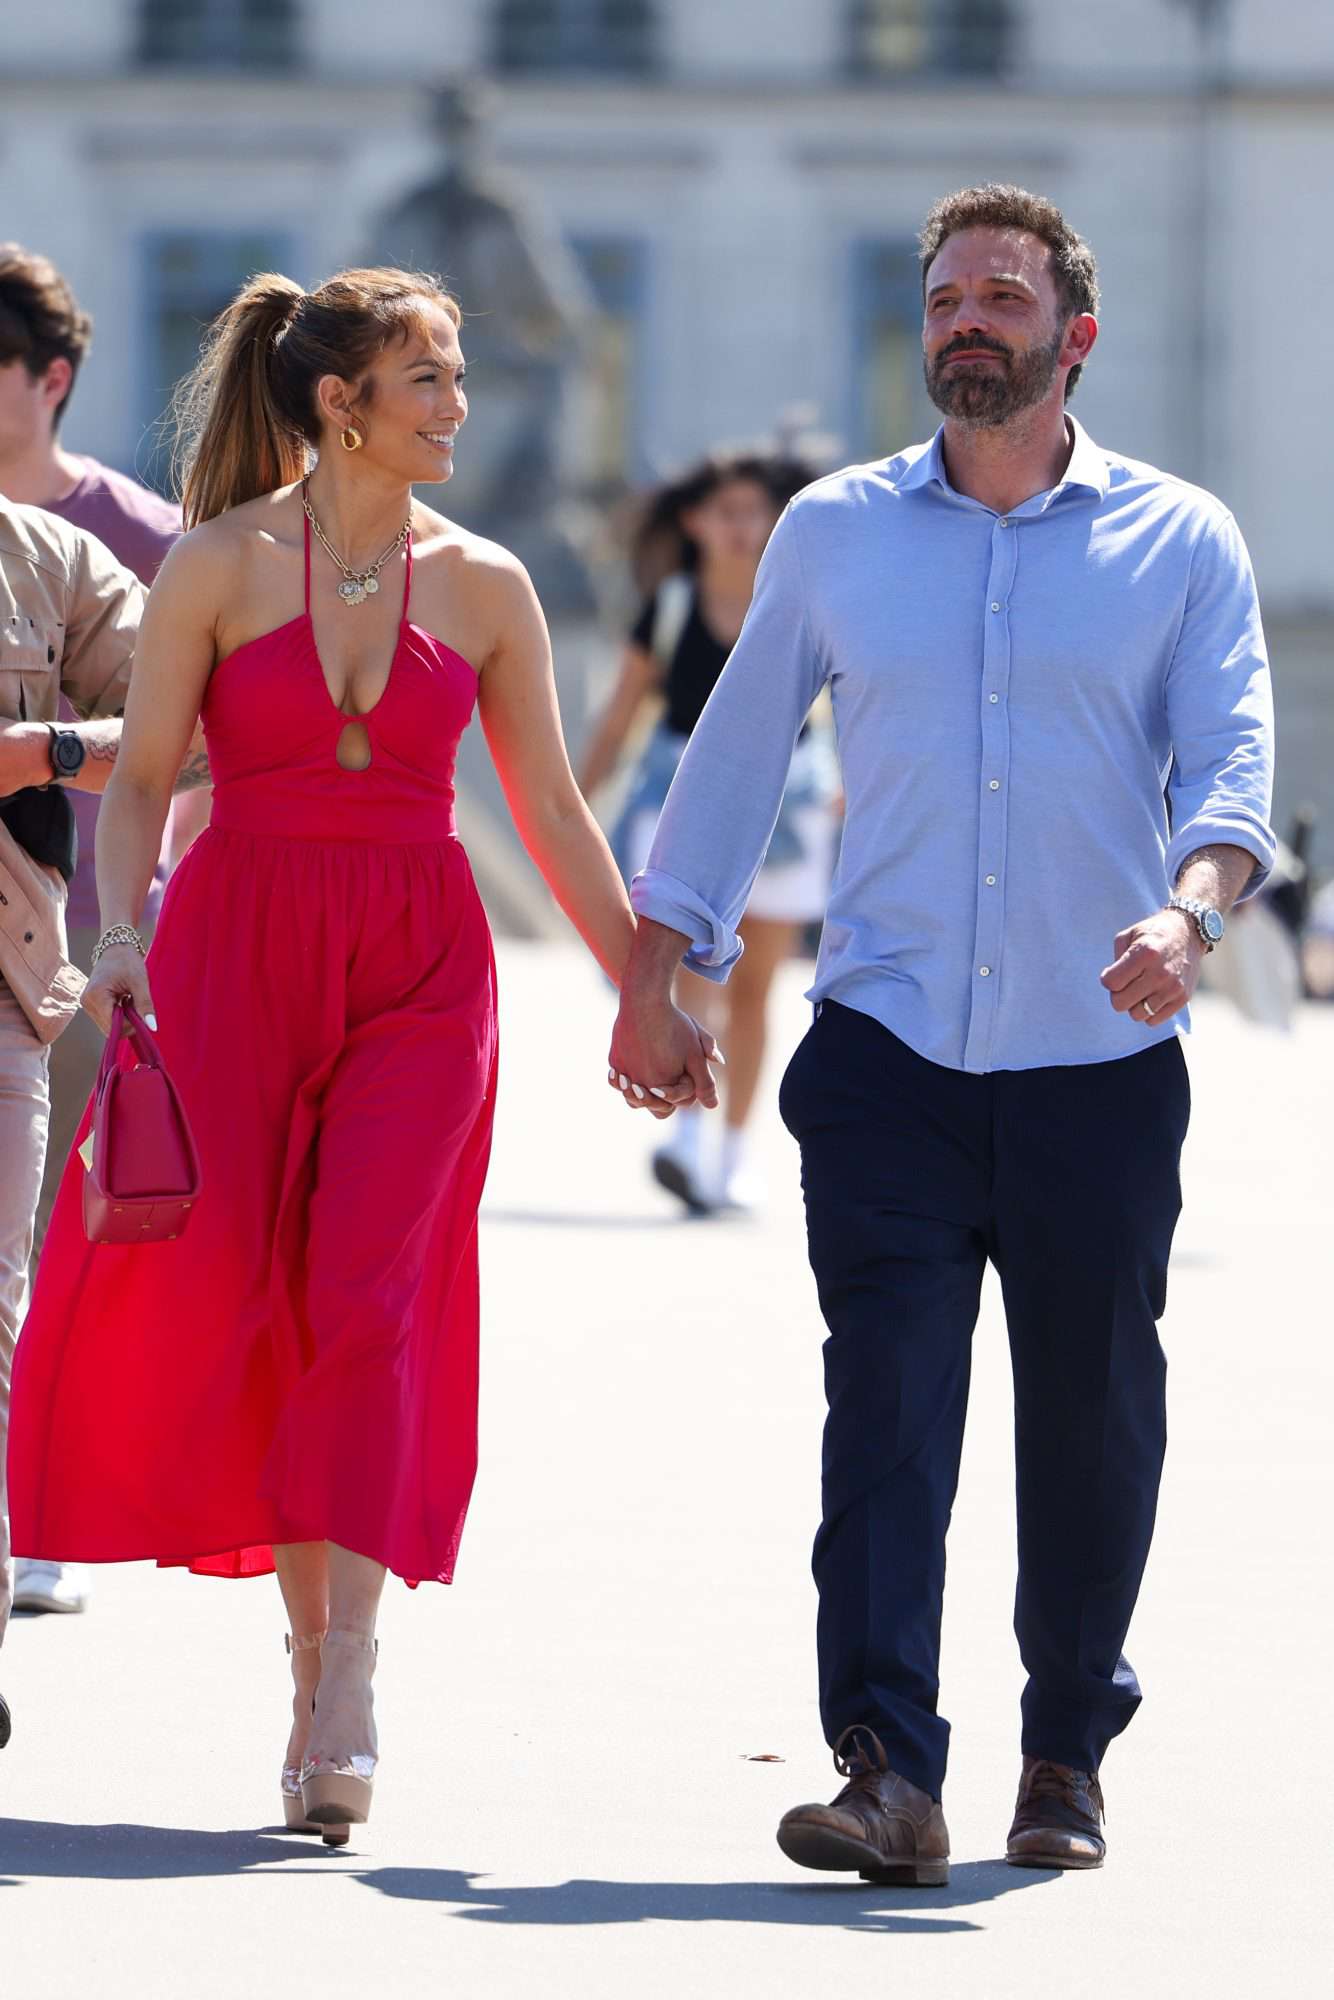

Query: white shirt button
<box><xmin>979</xmin><ymin>965</ymin><xmax>992</xmax><ymax>977</ymax></box>
<box><xmin>990</xmin><ymin>602</ymin><xmax>1001</xmax><ymax>612</ymax></box>
<box><xmin>999</xmin><ymin>518</ymin><xmax>1010</xmax><ymax>528</ymax></box>
<box><xmin>985</xmin><ymin>874</ymin><xmax>997</xmax><ymax>886</ymax></box>
<box><xmin>989</xmin><ymin>692</ymin><xmax>999</xmax><ymax>703</ymax></box>
<box><xmin>989</xmin><ymin>779</ymin><xmax>1000</xmax><ymax>790</ymax></box>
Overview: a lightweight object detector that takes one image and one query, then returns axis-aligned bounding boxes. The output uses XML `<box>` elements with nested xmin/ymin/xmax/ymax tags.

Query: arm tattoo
<box><xmin>173</xmin><ymin>746</ymin><xmax>213</xmax><ymax>794</ymax></box>
<box><xmin>73</xmin><ymin>719</ymin><xmax>209</xmax><ymax>792</ymax></box>
<box><xmin>81</xmin><ymin>724</ymin><xmax>210</xmax><ymax>793</ymax></box>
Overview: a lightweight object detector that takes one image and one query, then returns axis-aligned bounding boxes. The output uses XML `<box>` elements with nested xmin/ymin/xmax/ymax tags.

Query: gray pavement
<box><xmin>3</xmin><ymin>942</ymin><xmax>1331</xmax><ymax>1998</ymax></box>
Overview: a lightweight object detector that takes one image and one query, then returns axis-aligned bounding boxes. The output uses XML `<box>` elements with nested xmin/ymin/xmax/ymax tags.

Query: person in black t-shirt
<box><xmin>580</xmin><ymin>452</ymin><xmax>837</xmax><ymax>1213</ymax></box>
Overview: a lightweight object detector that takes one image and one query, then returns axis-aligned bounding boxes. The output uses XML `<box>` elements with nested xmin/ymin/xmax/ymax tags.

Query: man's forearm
<box><xmin>78</xmin><ymin>716</ymin><xmax>127</xmax><ymax>792</ymax></box>
<box><xmin>0</xmin><ymin>718</ymin><xmax>122</xmax><ymax>796</ymax></box>
<box><xmin>1173</xmin><ymin>843</ymin><xmax>1257</xmax><ymax>915</ymax></box>
<box><xmin>622</xmin><ymin>915</ymin><xmax>693</xmax><ymax>1011</ymax></box>
<box><xmin>0</xmin><ymin>719</ymin><xmax>209</xmax><ymax>800</ymax></box>
<box><xmin>0</xmin><ymin>721</ymin><xmax>52</xmax><ymax>794</ymax></box>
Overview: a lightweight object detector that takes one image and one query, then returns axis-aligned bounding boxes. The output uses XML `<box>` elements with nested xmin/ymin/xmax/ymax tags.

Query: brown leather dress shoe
<box><xmin>1006</xmin><ymin>1756</ymin><xmax>1106</xmax><ymax>1869</ymax></box>
<box><xmin>776</xmin><ymin>1726</ymin><xmax>950</xmax><ymax>1886</ymax></box>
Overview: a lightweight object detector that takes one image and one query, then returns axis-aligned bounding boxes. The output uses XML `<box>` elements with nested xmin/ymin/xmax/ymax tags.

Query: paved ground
<box><xmin>3</xmin><ymin>943</ymin><xmax>1331</xmax><ymax>1998</ymax></box>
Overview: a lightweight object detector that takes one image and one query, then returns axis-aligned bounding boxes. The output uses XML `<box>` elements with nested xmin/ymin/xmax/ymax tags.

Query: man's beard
<box><xmin>925</xmin><ymin>328</ymin><xmax>1065</xmax><ymax>429</ymax></box>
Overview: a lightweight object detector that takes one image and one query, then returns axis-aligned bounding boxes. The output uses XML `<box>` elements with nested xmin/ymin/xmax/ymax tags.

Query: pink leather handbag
<box><xmin>82</xmin><ymin>1000</ymin><xmax>202</xmax><ymax>1246</ymax></box>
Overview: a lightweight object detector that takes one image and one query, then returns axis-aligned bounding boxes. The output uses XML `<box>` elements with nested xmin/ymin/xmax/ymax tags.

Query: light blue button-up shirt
<box><xmin>631</xmin><ymin>419</ymin><xmax>1276</xmax><ymax>1074</ymax></box>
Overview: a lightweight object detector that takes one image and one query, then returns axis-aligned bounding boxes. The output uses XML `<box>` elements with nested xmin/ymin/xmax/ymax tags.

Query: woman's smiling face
<box><xmin>322</xmin><ymin>299</ymin><xmax>469</xmax><ymax>484</ymax></box>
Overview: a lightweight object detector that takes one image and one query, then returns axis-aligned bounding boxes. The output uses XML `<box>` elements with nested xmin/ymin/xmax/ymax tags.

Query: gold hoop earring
<box><xmin>340</xmin><ymin>423</ymin><xmax>363</xmax><ymax>453</ymax></box>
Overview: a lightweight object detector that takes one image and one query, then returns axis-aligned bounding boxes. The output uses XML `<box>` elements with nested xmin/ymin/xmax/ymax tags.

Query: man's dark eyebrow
<box><xmin>927</xmin><ymin>271</ymin><xmax>1035</xmax><ymax>302</ymax></box>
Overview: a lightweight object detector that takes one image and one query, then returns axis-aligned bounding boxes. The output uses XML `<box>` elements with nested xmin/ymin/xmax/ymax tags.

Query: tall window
<box><xmin>137</xmin><ymin>0</ymin><xmax>300</xmax><ymax>69</ymax></box>
<box><xmin>139</xmin><ymin>231</ymin><xmax>295</xmax><ymax>489</ymax></box>
<box><xmin>847</xmin><ymin>0</ymin><xmax>1012</xmax><ymax>78</ymax></box>
<box><xmin>570</xmin><ymin>236</ymin><xmax>649</xmax><ymax>491</ymax></box>
<box><xmin>849</xmin><ymin>240</ymin><xmax>934</xmax><ymax>457</ymax></box>
<box><xmin>494</xmin><ymin>1</ymin><xmax>658</xmax><ymax>75</ymax></box>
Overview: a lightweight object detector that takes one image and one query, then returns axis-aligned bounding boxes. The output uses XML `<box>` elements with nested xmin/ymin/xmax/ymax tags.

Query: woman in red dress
<box><xmin>7</xmin><ymin>266</ymin><xmax>715</xmax><ymax>1839</ymax></box>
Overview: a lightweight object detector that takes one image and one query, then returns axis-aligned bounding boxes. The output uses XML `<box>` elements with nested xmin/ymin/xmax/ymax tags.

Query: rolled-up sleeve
<box><xmin>631</xmin><ymin>504</ymin><xmax>828</xmax><ymax>978</ymax></box>
<box><xmin>58</xmin><ymin>528</ymin><xmax>145</xmax><ymax>720</ymax></box>
<box><xmin>1164</xmin><ymin>508</ymin><xmax>1276</xmax><ymax>898</ymax></box>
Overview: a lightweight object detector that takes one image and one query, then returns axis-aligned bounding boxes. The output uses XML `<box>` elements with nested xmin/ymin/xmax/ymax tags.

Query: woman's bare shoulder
<box><xmin>411</xmin><ymin>507</ymin><xmax>540</xmax><ymax>670</ymax></box>
<box><xmin>149</xmin><ymin>490</ymin><xmax>302</xmax><ymax>656</ymax></box>
<box><xmin>153</xmin><ymin>487</ymin><xmax>303</xmax><ymax>608</ymax></box>
<box><xmin>163</xmin><ymin>486</ymin><xmax>300</xmax><ymax>568</ymax></box>
<box><xmin>412</xmin><ymin>504</ymin><xmax>529</xmax><ymax>589</ymax></box>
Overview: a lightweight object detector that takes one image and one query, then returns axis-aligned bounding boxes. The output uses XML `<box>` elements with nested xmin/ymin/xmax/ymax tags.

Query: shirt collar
<box><xmin>896</xmin><ymin>430</ymin><xmax>949</xmax><ymax>494</ymax></box>
<box><xmin>896</xmin><ymin>415</ymin><xmax>1110</xmax><ymax>508</ymax></box>
<box><xmin>1058</xmin><ymin>416</ymin><xmax>1110</xmax><ymax>501</ymax></box>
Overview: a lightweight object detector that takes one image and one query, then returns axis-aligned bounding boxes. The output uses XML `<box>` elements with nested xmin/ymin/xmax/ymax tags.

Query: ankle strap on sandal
<box><xmin>321</xmin><ymin>1628</ymin><xmax>378</xmax><ymax>1655</ymax></box>
<box><xmin>285</xmin><ymin>1631</ymin><xmax>327</xmax><ymax>1655</ymax></box>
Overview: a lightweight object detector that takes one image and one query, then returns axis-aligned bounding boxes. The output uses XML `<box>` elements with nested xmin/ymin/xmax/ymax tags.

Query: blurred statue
<box><xmin>371</xmin><ymin>81</ymin><xmax>597</xmax><ymax>609</ymax></box>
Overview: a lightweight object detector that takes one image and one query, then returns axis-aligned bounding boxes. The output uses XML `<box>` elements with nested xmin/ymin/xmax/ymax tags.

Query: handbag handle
<box><xmin>97</xmin><ymin>996</ymin><xmax>163</xmax><ymax>1088</ymax></box>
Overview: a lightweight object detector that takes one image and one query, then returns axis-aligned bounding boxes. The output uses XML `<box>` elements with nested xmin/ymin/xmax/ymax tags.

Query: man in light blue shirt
<box><xmin>608</xmin><ymin>184</ymin><xmax>1274</xmax><ymax>1881</ymax></box>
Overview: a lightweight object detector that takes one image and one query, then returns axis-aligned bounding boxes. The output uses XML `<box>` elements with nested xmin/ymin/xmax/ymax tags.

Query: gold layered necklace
<box><xmin>302</xmin><ymin>478</ymin><xmax>411</xmax><ymax>607</ymax></box>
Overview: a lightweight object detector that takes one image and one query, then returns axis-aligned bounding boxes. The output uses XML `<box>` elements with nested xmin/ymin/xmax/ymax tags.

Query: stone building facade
<box><xmin>3</xmin><ymin>0</ymin><xmax>1329</xmax><ymax>856</ymax></box>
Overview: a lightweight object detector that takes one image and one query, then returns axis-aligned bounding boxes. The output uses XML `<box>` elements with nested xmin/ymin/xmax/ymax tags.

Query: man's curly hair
<box><xmin>918</xmin><ymin>185</ymin><xmax>1100</xmax><ymax>396</ymax></box>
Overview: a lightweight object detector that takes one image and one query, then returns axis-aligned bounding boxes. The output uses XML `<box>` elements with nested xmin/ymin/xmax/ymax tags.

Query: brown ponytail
<box><xmin>171</xmin><ymin>266</ymin><xmax>461</xmax><ymax>529</ymax></box>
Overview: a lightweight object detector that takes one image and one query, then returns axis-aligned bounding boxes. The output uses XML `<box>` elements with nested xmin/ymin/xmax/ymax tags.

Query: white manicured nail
<box><xmin>618</xmin><ymin>1074</ymin><xmax>629</xmax><ymax>1090</ymax></box>
<box><xmin>649</xmin><ymin>1087</ymin><xmax>668</xmax><ymax>1100</ymax></box>
<box><xmin>145</xmin><ymin>1014</ymin><xmax>159</xmax><ymax>1031</ymax></box>
<box><xmin>631</xmin><ymin>1084</ymin><xmax>646</xmax><ymax>1099</ymax></box>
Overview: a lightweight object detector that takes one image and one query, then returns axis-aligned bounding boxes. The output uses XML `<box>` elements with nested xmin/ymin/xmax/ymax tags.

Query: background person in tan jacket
<box><xmin>0</xmin><ymin>495</ymin><xmax>204</xmax><ymax>1744</ymax></box>
<box><xmin>0</xmin><ymin>243</ymin><xmax>192</xmax><ymax>1621</ymax></box>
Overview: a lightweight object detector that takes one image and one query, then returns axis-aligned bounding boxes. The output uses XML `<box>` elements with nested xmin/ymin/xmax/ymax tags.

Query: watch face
<box><xmin>1203</xmin><ymin>909</ymin><xmax>1225</xmax><ymax>942</ymax></box>
<box><xmin>53</xmin><ymin>732</ymin><xmax>84</xmax><ymax>776</ymax></box>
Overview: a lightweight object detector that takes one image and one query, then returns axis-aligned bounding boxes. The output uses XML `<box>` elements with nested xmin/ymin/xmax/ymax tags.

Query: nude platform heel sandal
<box><xmin>282</xmin><ymin>1632</ymin><xmax>350</xmax><ymax>1848</ymax></box>
<box><xmin>300</xmin><ymin>1629</ymin><xmax>378</xmax><ymax>1829</ymax></box>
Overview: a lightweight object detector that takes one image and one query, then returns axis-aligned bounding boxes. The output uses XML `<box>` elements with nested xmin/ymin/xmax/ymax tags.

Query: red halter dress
<box><xmin>9</xmin><ymin>518</ymin><xmax>498</xmax><ymax>1585</ymax></box>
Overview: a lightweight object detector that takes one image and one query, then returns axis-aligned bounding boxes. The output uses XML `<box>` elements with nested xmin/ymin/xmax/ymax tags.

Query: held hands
<box><xmin>1100</xmin><ymin>908</ymin><xmax>1204</xmax><ymax>1027</ymax></box>
<box><xmin>82</xmin><ymin>942</ymin><xmax>158</xmax><ymax>1037</ymax></box>
<box><xmin>607</xmin><ymin>999</ymin><xmax>722</xmax><ymax>1121</ymax></box>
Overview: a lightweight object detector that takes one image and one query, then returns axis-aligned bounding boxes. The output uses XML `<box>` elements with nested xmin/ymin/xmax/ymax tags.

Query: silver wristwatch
<box><xmin>1169</xmin><ymin>895</ymin><xmax>1225</xmax><ymax>952</ymax></box>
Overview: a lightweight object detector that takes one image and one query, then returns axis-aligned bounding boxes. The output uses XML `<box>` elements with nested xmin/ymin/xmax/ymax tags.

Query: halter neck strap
<box><xmin>301</xmin><ymin>490</ymin><xmax>411</xmax><ymax>615</ymax></box>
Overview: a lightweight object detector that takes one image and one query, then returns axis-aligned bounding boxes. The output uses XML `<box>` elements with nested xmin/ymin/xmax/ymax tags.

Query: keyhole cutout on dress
<box><xmin>336</xmin><ymin>718</ymin><xmax>373</xmax><ymax>772</ymax></box>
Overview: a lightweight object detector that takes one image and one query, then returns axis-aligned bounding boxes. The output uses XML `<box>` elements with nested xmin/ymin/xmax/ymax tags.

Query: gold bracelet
<box><xmin>91</xmin><ymin>924</ymin><xmax>146</xmax><ymax>967</ymax></box>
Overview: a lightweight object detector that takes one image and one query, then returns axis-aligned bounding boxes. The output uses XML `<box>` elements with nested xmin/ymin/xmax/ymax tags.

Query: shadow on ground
<box><xmin>0</xmin><ymin>1821</ymin><xmax>343</xmax><ymax>1883</ymax></box>
<box><xmin>0</xmin><ymin>1823</ymin><xmax>1059</xmax><ymax>1934</ymax></box>
<box><xmin>355</xmin><ymin>1860</ymin><xmax>1059</xmax><ymax>1933</ymax></box>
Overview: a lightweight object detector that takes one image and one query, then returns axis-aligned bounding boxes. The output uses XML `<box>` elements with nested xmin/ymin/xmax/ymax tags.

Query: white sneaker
<box><xmin>710</xmin><ymin>1165</ymin><xmax>766</xmax><ymax>1214</ymax></box>
<box><xmin>12</xmin><ymin>1559</ymin><xmax>90</xmax><ymax>1615</ymax></box>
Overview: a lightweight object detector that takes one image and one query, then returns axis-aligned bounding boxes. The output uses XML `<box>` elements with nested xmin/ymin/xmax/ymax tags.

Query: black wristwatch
<box><xmin>47</xmin><ymin>725</ymin><xmax>86</xmax><ymax>784</ymax></box>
